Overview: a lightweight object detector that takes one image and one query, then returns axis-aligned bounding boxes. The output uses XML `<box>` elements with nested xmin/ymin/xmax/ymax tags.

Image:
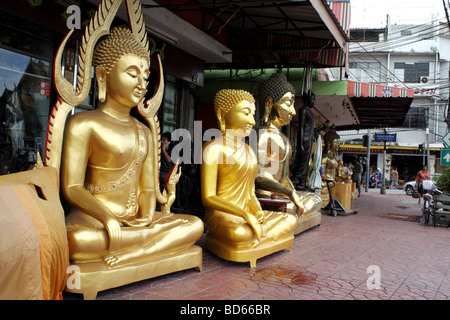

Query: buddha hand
<box><xmin>161</xmin><ymin>163</ymin><xmax>181</xmax><ymax>213</ymax></box>
<box><xmin>255</xmin><ymin>210</ymin><xmax>266</xmax><ymax>224</ymax></box>
<box><xmin>243</xmin><ymin>211</ymin><xmax>262</xmax><ymax>243</ymax></box>
<box><xmin>121</xmin><ymin>216</ymin><xmax>153</xmax><ymax>227</ymax></box>
<box><xmin>103</xmin><ymin>215</ymin><xmax>122</xmax><ymax>254</ymax></box>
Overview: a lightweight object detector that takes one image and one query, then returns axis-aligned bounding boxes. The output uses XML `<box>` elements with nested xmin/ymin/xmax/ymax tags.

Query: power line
<box><xmin>351</xmin><ymin>24</ymin><xmax>449</xmax><ymax>52</ymax></box>
<box><xmin>353</xmin><ymin>21</ymin><xmax>447</xmax><ymax>51</ymax></box>
<box><xmin>353</xmin><ymin>42</ymin><xmax>410</xmax><ymax>88</ymax></box>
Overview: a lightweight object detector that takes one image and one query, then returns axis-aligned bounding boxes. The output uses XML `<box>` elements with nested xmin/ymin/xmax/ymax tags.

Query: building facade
<box><xmin>333</xmin><ymin>18</ymin><xmax>450</xmax><ymax>182</ymax></box>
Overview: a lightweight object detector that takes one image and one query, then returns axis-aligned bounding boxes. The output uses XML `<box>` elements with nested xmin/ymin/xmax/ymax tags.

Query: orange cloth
<box><xmin>0</xmin><ymin>168</ymin><xmax>69</xmax><ymax>299</ymax></box>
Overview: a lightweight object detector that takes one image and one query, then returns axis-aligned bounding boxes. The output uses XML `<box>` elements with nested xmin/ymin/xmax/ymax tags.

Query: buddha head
<box><xmin>257</xmin><ymin>73</ymin><xmax>296</xmax><ymax>127</ymax></box>
<box><xmin>93</xmin><ymin>27</ymin><xmax>151</xmax><ymax>106</ymax></box>
<box><xmin>214</xmin><ymin>89</ymin><xmax>256</xmax><ymax>137</ymax></box>
<box><xmin>324</xmin><ymin>125</ymin><xmax>340</xmax><ymax>154</ymax></box>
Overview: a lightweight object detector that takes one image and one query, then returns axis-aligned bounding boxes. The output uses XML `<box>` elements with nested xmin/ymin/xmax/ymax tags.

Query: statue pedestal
<box><xmin>331</xmin><ymin>182</ymin><xmax>352</xmax><ymax>211</ymax></box>
<box><xmin>205</xmin><ymin>234</ymin><xmax>293</xmax><ymax>268</ymax></box>
<box><xmin>290</xmin><ymin>208</ymin><xmax>322</xmax><ymax>235</ymax></box>
<box><xmin>65</xmin><ymin>245</ymin><xmax>203</xmax><ymax>300</ymax></box>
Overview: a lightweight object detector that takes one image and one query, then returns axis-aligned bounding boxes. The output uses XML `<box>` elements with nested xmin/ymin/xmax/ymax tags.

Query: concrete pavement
<box><xmin>63</xmin><ymin>187</ymin><xmax>450</xmax><ymax>301</ymax></box>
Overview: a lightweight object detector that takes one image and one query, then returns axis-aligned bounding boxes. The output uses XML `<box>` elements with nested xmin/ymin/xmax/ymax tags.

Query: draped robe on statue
<box><xmin>204</xmin><ymin>140</ymin><xmax>297</xmax><ymax>247</ymax></box>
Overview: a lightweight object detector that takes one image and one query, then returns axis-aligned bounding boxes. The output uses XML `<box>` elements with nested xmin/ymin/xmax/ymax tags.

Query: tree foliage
<box><xmin>436</xmin><ymin>167</ymin><xmax>450</xmax><ymax>193</ymax></box>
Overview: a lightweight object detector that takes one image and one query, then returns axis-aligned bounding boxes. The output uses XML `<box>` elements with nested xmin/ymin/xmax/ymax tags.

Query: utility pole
<box><xmin>426</xmin><ymin>127</ymin><xmax>430</xmax><ymax>169</ymax></box>
<box><xmin>365</xmin><ymin>129</ymin><xmax>371</xmax><ymax>192</ymax></box>
<box><xmin>444</xmin><ymin>0</ymin><xmax>450</xmax><ymax>129</ymax></box>
<box><xmin>380</xmin><ymin>129</ymin><xmax>387</xmax><ymax>194</ymax></box>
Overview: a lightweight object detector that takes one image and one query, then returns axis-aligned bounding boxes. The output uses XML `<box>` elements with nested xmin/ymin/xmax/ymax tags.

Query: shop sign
<box><xmin>413</xmin><ymin>87</ymin><xmax>437</xmax><ymax>96</ymax></box>
<box><xmin>382</xmin><ymin>88</ymin><xmax>393</xmax><ymax>96</ymax></box>
<box><xmin>374</xmin><ymin>134</ymin><xmax>397</xmax><ymax>142</ymax></box>
<box><xmin>441</xmin><ymin>149</ymin><xmax>450</xmax><ymax>166</ymax></box>
<box><xmin>40</xmin><ymin>81</ymin><xmax>51</xmax><ymax>97</ymax></box>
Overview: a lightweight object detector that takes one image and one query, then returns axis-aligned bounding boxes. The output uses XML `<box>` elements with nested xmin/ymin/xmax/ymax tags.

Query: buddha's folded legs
<box><xmin>261</xmin><ymin>211</ymin><xmax>297</xmax><ymax>241</ymax></box>
<box><xmin>204</xmin><ymin>210</ymin><xmax>297</xmax><ymax>247</ymax></box>
<box><xmin>66</xmin><ymin>211</ymin><xmax>204</xmax><ymax>267</ymax></box>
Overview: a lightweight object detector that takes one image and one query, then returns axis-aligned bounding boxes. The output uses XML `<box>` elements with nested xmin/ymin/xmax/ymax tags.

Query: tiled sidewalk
<box><xmin>65</xmin><ymin>189</ymin><xmax>450</xmax><ymax>300</ymax></box>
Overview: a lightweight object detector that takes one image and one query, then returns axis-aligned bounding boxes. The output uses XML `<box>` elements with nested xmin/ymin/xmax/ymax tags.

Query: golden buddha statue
<box><xmin>62</xmin><ymin>27</ymin><xmax>203</xmax><ymax>268</ymax></box>
<box><xmin>320</xmin><ymin>126</ymin><xmax>340</xmax><ymax>206</ymax></box>
<box><xmin>336</xmin><ymin>160</ymin><xmax>351</xmax><ymax>183</ymax></box>
<box><xmin>255</xmin><ymin>73</ymin><xmax>322</xmax><ymax>235</ymax></box>
<box><xmin>200</xmin><ymin>89</ymin><xmax>297</xmax><ymax>268</ymax></box>
<box><xmin>321</xmin><ymin>125</ymin><xmax>340</xmax><ymax>181</ymax></box>
<box><xmin>45</xmin><ymin>0</ymin><xmax>203</xmax><ymax>299</ymax></box>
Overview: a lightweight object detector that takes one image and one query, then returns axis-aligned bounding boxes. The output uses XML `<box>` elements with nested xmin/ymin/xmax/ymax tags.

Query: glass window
<box><xmin>0</xmin><ymin>47</ymin><xmax>52</xmax><ymax>173</ymax></box>
<box><xmin>394</xmin><ymin>62</ymin><xmax>429</xmax><ymax>83</ymax></box>
<box><xmin>161</xmin><ymin>74</ymin><xmax>181</xmax><ymax>134</ymax></box>
<box><xmin>348</xmin><ymin>61</ymin><xmax>382</xmax><ymax>83</ymax></box>
<box><xmin>402</xmin><ymin>107</ymin><xmax>427</xmax><ymax>128</ymax></box>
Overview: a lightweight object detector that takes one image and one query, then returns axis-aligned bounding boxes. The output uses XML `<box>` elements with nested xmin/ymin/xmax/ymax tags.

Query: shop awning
<box><xmin>144</xmin><ymin>0</ymin><xmax>350</xmax><ymax>68</ymax></box>
<box><xmin>310</xmin><ymin>80</ymin><xmax>415</xmax><ymax>130</ymax></box>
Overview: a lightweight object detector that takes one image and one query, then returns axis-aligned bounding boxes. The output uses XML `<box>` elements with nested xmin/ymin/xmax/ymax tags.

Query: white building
<box><xmin>332</xmin><ymin>17</ymin><xmax>450</xmax><ymax>181</ymax></box>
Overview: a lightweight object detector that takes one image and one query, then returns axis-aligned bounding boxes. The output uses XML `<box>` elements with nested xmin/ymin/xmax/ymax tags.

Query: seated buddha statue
<box><xmin>255</xmin><ymin>73</ymin><xmax>321</xmax><ymax>234</ymax></box>
<box><xmin>200</xmin><ymin>89</ymin><xmax>297</xmax><ymax>267</ymax></box>
<box><xmin>61</xmin><ymin>27</ymin><xmax>204</xmax><ymax>269</ymax></box>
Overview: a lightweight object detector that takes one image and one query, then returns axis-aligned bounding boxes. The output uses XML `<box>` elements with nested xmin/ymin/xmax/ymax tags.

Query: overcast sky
<box><xmin>350</xmin><ymin>0</ymin><xmax>447</xmax><ymax>28</ymax></box>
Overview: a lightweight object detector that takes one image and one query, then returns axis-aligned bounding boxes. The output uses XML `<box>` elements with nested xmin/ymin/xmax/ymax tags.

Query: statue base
<box><xmin>321</xmin><ymin>182</ymin><xmax>352</xmax><ymax>210</ymax></box>
<box><xmin>65</xmin><ymin>245</ymin><xmax>202</xmax><ymax>300</ymax></box>
<box><xmin>205</xmin><ymin>234</ymin><xmax>293</xmax><ymax>268</ymax></box>
<box><xmin>290</xmin><ymin>209</ymin><xmax>322</xmax><ymax>235</ymax></box>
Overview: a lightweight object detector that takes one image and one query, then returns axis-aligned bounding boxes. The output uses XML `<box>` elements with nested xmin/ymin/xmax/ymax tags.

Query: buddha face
<box><xmin>105</xmin><ymin>53</ymin><xmax>149</xmax><ymax>108</ymax></box>
<box><xmin>331</xmin><ymin>138</ymin><xmax>340</xmax><ymax>151</ymax></box>
<box><xmin>275</xmin><ymin>92</ymin><xmax>295</xmax><ymax>126</ymax></box>
<box><xmin>223</xmin><ymin>99</ymin><xmax>256</xmax><ymax>137</ymax></box>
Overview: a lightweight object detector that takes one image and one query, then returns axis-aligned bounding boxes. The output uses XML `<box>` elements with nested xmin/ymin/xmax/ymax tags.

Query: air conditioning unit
<box><xmin>420</xmin><ymin>76</ymin><xmax>429</xmax><ymax>84</ymax></box>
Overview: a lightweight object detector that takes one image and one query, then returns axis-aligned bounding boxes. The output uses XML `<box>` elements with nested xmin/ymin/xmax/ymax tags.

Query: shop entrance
<box><xmin>391</xmin><ymin>155</ymin><xmax>424</xmax><ymax>183</ymax></box>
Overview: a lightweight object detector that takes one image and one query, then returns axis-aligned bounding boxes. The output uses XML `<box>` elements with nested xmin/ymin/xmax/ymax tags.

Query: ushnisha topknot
<box><xmin>257</xmin><ymin>73</ymin><xmax>295</xmax><ymax>111</ymax></box>
<box><xmin>214</xmin><ymin>89</ymin><xmax>255</xmax><ymax>114</ymax></box>
<box><xmin>93</xmin><ymin>26</ymin><xmax>150</xmax><ymax>74</ymax></box>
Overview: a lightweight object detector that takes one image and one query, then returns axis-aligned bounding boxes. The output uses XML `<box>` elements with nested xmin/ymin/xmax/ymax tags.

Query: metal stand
<box><xmin>321</xmin><ymin>180</ymin><xmax>358</xmax><ymax>216</ymax></box>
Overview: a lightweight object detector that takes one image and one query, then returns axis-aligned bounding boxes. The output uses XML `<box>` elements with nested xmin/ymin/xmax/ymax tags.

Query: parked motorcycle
<box><xmin>368</xmin><ymin>171</ymin><xmax>382</xmax><ymax>188</ymax></box>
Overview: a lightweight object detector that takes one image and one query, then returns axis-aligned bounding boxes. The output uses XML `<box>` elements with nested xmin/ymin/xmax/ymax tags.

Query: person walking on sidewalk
<box><xmin>390</xmin><ymin>167</ymin><xmax>399</xmax><ymax>189</ymax></box>
<box><xmin>352</xmin><ymin>159</ymin><xmax>363</xmax><ymax>198</ymax></box>
<box><xmin>415</xmin><ymin>165</ymin><xmax>431</xmax><ymax>204</ymax></box>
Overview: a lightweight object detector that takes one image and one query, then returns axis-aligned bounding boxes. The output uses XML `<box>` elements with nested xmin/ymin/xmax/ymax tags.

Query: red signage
<box><xmin>40</xmin><ymin>81</ymin><xmax>51</xmax><ymax>97</ymax></box>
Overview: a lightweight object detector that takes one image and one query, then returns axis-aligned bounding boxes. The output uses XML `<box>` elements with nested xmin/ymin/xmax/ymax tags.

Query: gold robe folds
<box><xmin>203</xmin><ymin>139</ymin><xmax>297</xmax><ymax>267</ymax></box>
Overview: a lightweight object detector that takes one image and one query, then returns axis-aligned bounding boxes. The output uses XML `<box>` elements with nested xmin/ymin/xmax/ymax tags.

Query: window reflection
<box><xmin>0</xmin><ymin>48</ymin><xmax>51</xmax><ymax>173</ymax></box>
